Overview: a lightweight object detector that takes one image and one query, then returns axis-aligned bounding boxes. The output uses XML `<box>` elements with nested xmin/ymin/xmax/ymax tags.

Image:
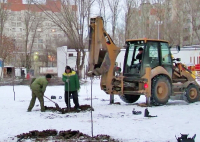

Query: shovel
<box><xmin>44</xmin><ymin>95</ymin><xmax>60</xmax><ymax>109</ymax></box>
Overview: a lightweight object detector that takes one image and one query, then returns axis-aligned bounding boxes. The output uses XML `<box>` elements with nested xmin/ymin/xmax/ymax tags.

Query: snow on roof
<box><xmin>4</xmin><ymin>66</ymin><xmax>14</xmax><ymax>68</ymax></box>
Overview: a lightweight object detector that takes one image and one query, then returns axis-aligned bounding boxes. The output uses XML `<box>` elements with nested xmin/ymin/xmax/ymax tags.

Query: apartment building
<box><xmin>125</xmin><ymin>0</ymin><xmax>200</xmax><ymax>46</ymax></box>
<box><xmin>169</xmin><ymin>0</ymin><xmax>200</xmax><ymax>46</ymax></box>
<box><xmin>1</xmin><ymin>0</ymin><xmax>76</xmax><ymax>75</ymax></box>
<box><xmin>125</xmin><ymin>0</ymin><xmax>165</xmax><ymax>40</ymax></box>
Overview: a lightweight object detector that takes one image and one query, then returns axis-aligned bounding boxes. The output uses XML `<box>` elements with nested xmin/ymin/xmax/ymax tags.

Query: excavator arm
<box><xmin>87</xmin><ymin>16</ymin><xmax>121</xmax><ymax>94</ymax></box>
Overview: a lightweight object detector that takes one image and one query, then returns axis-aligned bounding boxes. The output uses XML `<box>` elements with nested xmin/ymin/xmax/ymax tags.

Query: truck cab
<box><xmin>124</xmin><ymin>39</ymin><xmax>172</xmax><ymax>78</ymax></box>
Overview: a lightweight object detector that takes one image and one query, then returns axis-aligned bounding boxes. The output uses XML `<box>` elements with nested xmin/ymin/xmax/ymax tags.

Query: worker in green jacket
<box><xmin>27</xmin><ymin>74</ymin><xmax>52</xmax><ymax>112</ymax></box>
<box><xmin>62</xmin><ymin>66</ymin><xmax>80</xmax><ymax>110</ymax></box>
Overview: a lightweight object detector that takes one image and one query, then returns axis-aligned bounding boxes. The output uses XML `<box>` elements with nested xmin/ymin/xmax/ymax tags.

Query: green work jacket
<box><xmin>31</xmin><ymin>77</ymin><xmax>48</xmax><ymax>93</ymax></box>
<box><xmin>62</xmin><ymin>71</ymin><xmax>80</xmax><ymax>91</ymax></box>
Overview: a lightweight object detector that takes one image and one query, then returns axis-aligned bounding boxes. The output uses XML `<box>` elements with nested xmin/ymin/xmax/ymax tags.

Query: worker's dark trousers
<box><xmin>65</xmin><ymin>91</ymin><xmax>79</xmax><ymax>109</ymax></box>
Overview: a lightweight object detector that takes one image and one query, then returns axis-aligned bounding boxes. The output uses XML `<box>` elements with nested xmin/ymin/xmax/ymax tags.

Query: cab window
<box><xmin>161</xmin><ymin>42</ymin><xmax>171</xmax><ymax>64</ymax></box>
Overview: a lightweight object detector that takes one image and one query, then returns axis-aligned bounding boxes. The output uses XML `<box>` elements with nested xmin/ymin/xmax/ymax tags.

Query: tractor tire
<box><xmin>119</xmin><ymin>94</ymin><xmax>140</xmax><ymax>103</ymax></box>
<box><xmin>151</xmin><ymin>75</ymin><xmax>171</xmax><ymax>106</ymax></box>
<box><xmin>184</xmin><ymin>84</ymin><xmax>200</xmax><ymax>103</ymax></box>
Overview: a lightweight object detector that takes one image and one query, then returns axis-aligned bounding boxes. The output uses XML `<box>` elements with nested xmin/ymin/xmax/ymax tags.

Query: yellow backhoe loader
<box><xmin>87</xmin><ymin>16</ymin><xmax>200</xmax><ymax>106</ymax></box>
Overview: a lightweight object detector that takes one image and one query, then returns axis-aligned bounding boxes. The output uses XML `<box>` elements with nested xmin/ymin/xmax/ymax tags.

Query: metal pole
<box><xmin>110</xmin><ymin>94</ymin><xmax>114</xmax><ymax>104</ymax></box>
<box><xmin>90</xmin><ymin>77</ymin><xmax>93</xmax><ymax>137</ymax></box>
<box><xmin>52</xmin><ymin>57</ymin><xmax>53</xmax><ymax>67</ymax></box>
<box><xmin>146</xmin><ymin>96</ymin><xmax>150</xmax><ymax>106</ymax></box>
<box><xmin>13</xmin><ymin>40</ymin><xmax>16</xmax><ymax>101</ymax></box>
<box><xmin>13</xmin><ymin>76</ymin><xmax>15</xmax><ymax>101</ymax></box>
<box><xmin>158</xmin><ymin>22</ymin><xmax>159</xmax><ymax>40</ymax></box>
<box><xmin>68</xmin><ymin>79</ymin><xmax>70</xmax><ymax>111</ymax></box>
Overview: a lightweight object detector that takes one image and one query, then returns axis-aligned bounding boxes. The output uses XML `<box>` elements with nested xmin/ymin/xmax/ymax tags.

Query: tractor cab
<box><xmin>123</xmin><ymin>39</ymin><xmax>173</xmax><ymax>78</ymax></box>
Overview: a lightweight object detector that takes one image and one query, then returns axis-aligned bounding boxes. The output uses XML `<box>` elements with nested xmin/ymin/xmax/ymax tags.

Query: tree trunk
<box><xmin>75</xmin><ymin>49</ymin><xmax>86</xmax><ymax>79</ymax></box>
<box><xmin>76</xmin><ymin>50</ymin><xmax>81</xmax><ymax>78</ymax></box>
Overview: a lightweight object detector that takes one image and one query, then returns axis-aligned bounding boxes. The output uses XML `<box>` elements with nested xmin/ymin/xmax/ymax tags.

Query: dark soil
<box><xmin>16</xmin><ymin>129</ymin><xmax>119</xmax><ymax>142</ymax></box>
<box><xmin>44</xmin><ymin>104</ymin><xmax>94</xmax><ymax>114</ymax></box>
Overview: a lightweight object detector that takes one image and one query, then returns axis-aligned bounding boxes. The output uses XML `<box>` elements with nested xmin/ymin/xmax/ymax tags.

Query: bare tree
<box><xmin>0</xmin><ymin>0</ymin><xmax>9</xmax><ymax>43</ymax></box>
<box><xmin>172</xmin><ymin>0</ymin><xmax>188</xmax><ymax>46</ymax></box>
<box><xmin>96</xmin><ymin>0</ymin><xmax>109</xmax><ymax>30</ymax></box>
<box><xmin>0</xmin><ymin>0</ymin><xmax>9</xmax><ymax>53</ymax></box>
<box><xmin>115</xmin><ymin>23</ymin><xmax>125</xmax><ymax>47</ymax></box>
<box><xmin>107</xmin><ymin>0</ymin><xmax>120</xmax><ymax>39</ymax></box>
<box><xmin>42</xmin><ymin>37</ymin><xmax>67</xmax><ymax>67</ymax></box>
<box><xmin>0</xmin><ymin>35</ymin><xmax>16</xmax><ymax>62</ymax></box>
<box><xmin>21</xmin><ymin>3</ymin><xmax>44</xmax><ymax>70</ymax></box>
<box><xmin>159</xmin><ymin>0</ymin><xmax>174</xmax><ymax>46</ymax></box>
<box><xmin>124</xmin><ymin>0</ymin><xmax>141</xmax><ymax>39</ymax></box>
<box><xmin>185</xmin><ymin>0</ymin><xmax>200</xmax><ymax>44</ymax></box>
<box><xmin>35</xmin><ymin>0</ymin><xmax>95</xmax><ymax>76</ymax></box>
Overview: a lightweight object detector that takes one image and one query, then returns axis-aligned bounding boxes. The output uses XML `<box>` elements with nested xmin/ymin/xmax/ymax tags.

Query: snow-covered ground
<box><xmin>0</xmin><ymin>79</ymin><xmax>199</xmax><ymax>142</ymax></box>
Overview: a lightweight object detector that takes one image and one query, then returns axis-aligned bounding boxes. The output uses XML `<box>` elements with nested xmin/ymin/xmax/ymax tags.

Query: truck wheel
<box><xmin>119</xmin><ymin>94</ymin><xmax>140</xmax><ymax>103</ymax></box>
<box><xmin>151</xmin><ymin>75</ymin><xmax>171</xmax><ymax>106</ymax></box>
<box><xmin>184</xmin><ymin>84</ymin><xmax>200</xmax><ymax>103</ymax></box>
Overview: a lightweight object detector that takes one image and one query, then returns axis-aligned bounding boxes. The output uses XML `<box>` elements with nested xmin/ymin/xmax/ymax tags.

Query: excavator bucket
<box><xmin>87</xmin><ymin>17</ymin><xmax>120</xmax><ymax>76</ymax></box>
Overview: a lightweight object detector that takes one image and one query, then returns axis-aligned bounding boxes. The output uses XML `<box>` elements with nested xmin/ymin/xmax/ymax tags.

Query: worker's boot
<box><xmin>66</xmin><ymin>105</ymin><xmax>71</xmax><ymax>111</ymax></box>
<box><xmin>76</xmin><ymin>107</ymin><xmax>81</xmax><ymax>111</ymax></box>
<box><xmin>41</xmin><ymin>106</ymin><xmax>45</xmax><ymax>112</ymax></box>
<box><xmin>41</xmin><ymin>108</ymin><xmax>45</xmax><ymax>112</ymax></box>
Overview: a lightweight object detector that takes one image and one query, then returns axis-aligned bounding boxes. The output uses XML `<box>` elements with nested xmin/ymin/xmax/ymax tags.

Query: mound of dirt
<box><xmin>44</xmin><ymin>104</ymin><xmax>94</xmax><ymax>114</ymax></box>
<box><xmin>16</xmin><ymin>129</ymin><xmax>119</xmax><ymax>142</ymax></box>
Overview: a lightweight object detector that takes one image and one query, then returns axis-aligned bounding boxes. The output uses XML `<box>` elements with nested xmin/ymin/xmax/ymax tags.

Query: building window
<box><xmin>38</xmin><ymin>44</ymin><xmax>43</xmax><ymax>49</ymax></box>
<box><xmin>12</xmin><ymin>28</ymin><xmax>16</xmax><ymax>32</ymax></box>
<box><xmin>68</xmin><ymin>53</ymin><xmax>73</xmax><ymax>57</ymax></box>
<box><xmin>36</xmin><ymin>33</ymin><xmax>41</xmax><ymax>38</ymax></box>
<box><xmin>33</xmin><ymin>38</ymin><xmax>37</xmax><ymax>43</ymax></box>
<box><xmin>10</xmin><ymin>16</ymin><xmax>14</xmax><ymax>20</ymax></box>
<box><xmin>38</xmin><ymin>39</ymin><xmax>43</xmax><ymax>43</ymax></box>
<box><xmin>11</xmin><ymin>22</ymin><xmax>16</xmax><ymax>27</ymax></box>
<box><xmin>33</xmin><ymin>43</ymin><xmax>37</xmax><ymax>49</ymax></box>
<box><xmin>17</xmin><ymin>17</ymin><xmax>21</xmax><ymax>21</ymax></box>
<box><xmin>184</xmin><ymin>28</ymin><xmax>189</xmax><ymax>33</ymax></box>
<box><xmin>17</xmin><ymin>22</ymin><xmax>21</xmax><ymax>27</ymax></box>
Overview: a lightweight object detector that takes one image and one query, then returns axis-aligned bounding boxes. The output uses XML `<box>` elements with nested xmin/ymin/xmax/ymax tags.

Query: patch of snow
<box><xmin>0</xmin><ymin>79</ymin><xmax>199</xmax><ymax>142</ymax></box>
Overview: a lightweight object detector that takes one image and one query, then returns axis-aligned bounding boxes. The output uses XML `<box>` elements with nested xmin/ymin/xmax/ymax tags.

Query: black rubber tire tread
<box><xmin>184</xmin><ymin>84</ymin><xmax>200</xmax><ymax>103</ymax></box>
<box><xmin>151</xmin><ymin>75</ymin><xmax>171</xmax><ymax>106</ymax></box>
<box><xmin>119</xmin><ymin>94</ymin><xmax>140</xmax><ymax>103</ymax></box>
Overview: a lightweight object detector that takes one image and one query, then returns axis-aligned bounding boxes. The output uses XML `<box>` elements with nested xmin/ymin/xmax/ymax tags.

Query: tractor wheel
<box><xmin>119</xmin><ymin>94</ymin><xmax>140</xmax><ymax>103</ymax></box>
<box><xmin>184</xmin><ymin>84</ymin><xmax>200</xmax><ymax>103</ymax></box>
<box><xmin>151</xmin><ymin>75</ymin><xmax>171</xmax><ymax>106</ymax></box>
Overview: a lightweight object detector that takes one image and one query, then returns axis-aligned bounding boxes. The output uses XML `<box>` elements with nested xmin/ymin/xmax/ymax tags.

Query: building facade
<box><xmin>125</xmin><ymin>0</ymin><xmax>200</xmax><ymax>46</ymax></box>
<box><xmin>1</xmin><ymin>0</ymin><xmax>76</xmax><ymax>75</ymax></box>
